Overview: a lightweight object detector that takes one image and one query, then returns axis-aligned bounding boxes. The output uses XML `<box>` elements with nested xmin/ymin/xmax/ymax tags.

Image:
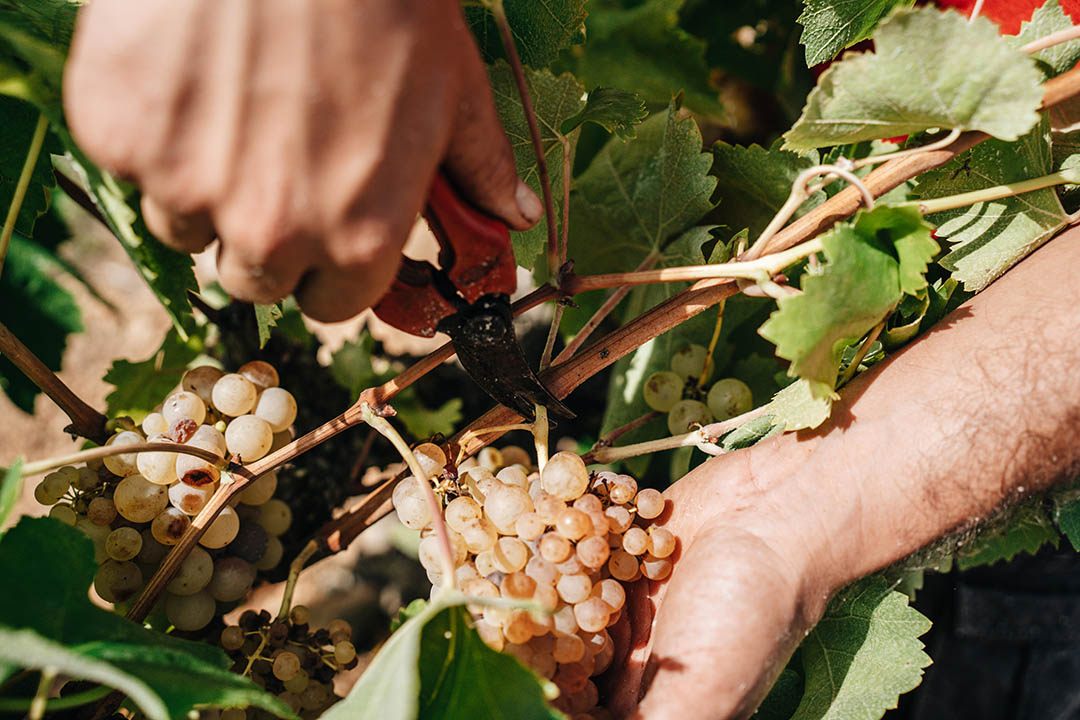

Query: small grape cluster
<box><xmin>33</xmin><ymin>361</ymin><xmax>299</xmax><ymax>631</ymax></box>
<box><xmin>643</xmin><ymin>343</ymin><xmax>753</xmax><ymax>435</ymax></box>
<box><xmin>217</xmin><ymin>606</ymin><xmax>356</xmax><ymax>718</ymax></box>
<box><xmin>392</xmin><ymin>443</ymin><xmax>674</xmax><ymax>719</ymax></box>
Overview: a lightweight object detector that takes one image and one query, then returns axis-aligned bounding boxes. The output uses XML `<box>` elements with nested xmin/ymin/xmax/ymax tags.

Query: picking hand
<box><xmin>64</xmin><ymin>0</ymin><xmax>541</xmax><ymax>321</ymax></box>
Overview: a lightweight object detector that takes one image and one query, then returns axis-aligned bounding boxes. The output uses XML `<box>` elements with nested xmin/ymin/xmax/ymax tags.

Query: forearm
<box><xmin>767</xmin><ymin>227</ymin><xmax>1080</xmax><ymax>589</ymax></box>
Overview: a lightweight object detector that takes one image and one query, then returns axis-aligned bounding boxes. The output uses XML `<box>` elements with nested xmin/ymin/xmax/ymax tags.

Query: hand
<box><xmin>64</xmin><ymin>0</ymin><xmax>542</xmax><ymax>321</ymax></box>
<box><xmin>606</xmin><ymin>446</ymin><xmax>841</xmax><ymax>720</ymax></box>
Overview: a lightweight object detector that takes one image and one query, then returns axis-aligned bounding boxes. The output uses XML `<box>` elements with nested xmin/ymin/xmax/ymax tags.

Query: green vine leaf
<box><xmin>791</xmin><ymin>576</ymin><xmax>932</xmax><ymax>720</ymax></box>
<box><xmin>104</xmin><ymin>327</ymin><xmax>205</xmax><ymax>422</ymax></box>
<box><xmin>489</xmin><ymin>62</ymin><xmax>585</xmax><ymax>270</ymax></box>
<box><xmin>784</xmin><ymin>7</ymin><xmax>1044</xmax><ymax>150</ymax></box>
<box><xmin>55</xmin><ymin>145</ymin><xmax>199</xmax><ymax>338</ymax></box>
<box><xmin>325</xmin><ymin>598</ymin><xmax>562</xmax><ymax>720</ymax></box>
<box><xmin>797</xmin><ymin>0</ymin><xmax>914</xmax><ymax>67</ymax></box>
<box><xmin>465</xmin><ymin>0</ymin><xmax>587</xmax><ymax>70</ymax></box>
<box><xmin>1011</xmin><ymin>0</ymin><xmax>1080</xmax><ymax>79</ymax></box>
<box><xmin>0</xmin><ymin>517</ymin><xmax>297</xmax><ymax>719</ymax></box>
<box><xmin>759</xmin><ymin>206</ymin><xmax>936</xmax><ymax>398</ymax></box>
<box><xmin>0</xmin><ymin>96</ymin><xmax>59</xmax><ymax>236</ymax></box>
<box><xmin>254</xmin><ymin>303</ymin><xmax>283</xmax><ymax>349</ymax></box>
<box><xmin>912</xmin><ymin>116</ymin><xmax>1066</xmax><ymax>292</ymax></box>
<box><xmin>0</xmin><ymin>459</ymin><xmax>21</xmax><ymax>531</ymax></box>
<box><xmin>956</xmin><ymin>502</ymin><xmax>1060</xmax><ymax>570</ymax></box>
<box><xmin>561</xmin><ymin>87</ymin><xmax>648</xmax><ymax>139</ymax></box>
<box><xmin>0</xmin><ymin>0</ymin><xmax>77</xmax><ymax>108</ymax></box>
<box><xmin>566</xmin><ymin>0</ymin><xmax>724</xmax><ymax>118</ymax></box>
<box><xmin>710</xmin><ymin>142</ymin><xmax>825</xmax><ymax>241</ymax></box>
<box><xmin>1054</xmin><ymin>488</ymin><xmax>1080</xmax><ymax>552</ymax></box>
<box><xmin>0</xmin><ymin>231</ymin><xmax>82</xmax><ymax>413</ymax></box>
<box><xmin>763</xmin><ymin>378</ymin><xmax>832</xmax><ymax>431</ymax></box>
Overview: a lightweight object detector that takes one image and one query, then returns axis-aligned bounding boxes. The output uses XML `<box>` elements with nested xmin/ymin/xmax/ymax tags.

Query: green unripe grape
<box><xmin>670</xmin><ymin>344</ymin><xmax>711</xmax><ymax>382</ymax></box>
<box><xmin>706</xmin><ymin>378</ymin><xmax>753</xmax><ymax>421</ymax></box>
<box><xmin>642</xmin><ymin>371</ymin><xmax>683</xmax><ymax>412</ymax></box>
<box><xmin>666</xmin><ymin>399</ymin><xmax>713</xmax><ymax>435</ymax></box>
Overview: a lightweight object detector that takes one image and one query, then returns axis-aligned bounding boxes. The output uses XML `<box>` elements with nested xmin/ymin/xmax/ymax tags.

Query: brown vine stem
<box><xmin>488</xmin><ymin>0</ymin><xmax>560</xmax><ymax>278</ymax></box>
<box><xmin>276</xmin><ymin>539</ymin><xmax>319</xmax><ymax>621</ymax></box>
<box><xmin>746</xmin><ymin>64</ymin><xmax>1080</xmax><ymax>262</ymax></box>
<box><xmin>591</xmin><ymin>410</ymin><xmax>662</xmax><ymax>450</ymax></box>
<box><xmin>0</xmin><ymin>320</ymin><xmax>109</xmax><ymax>445</ymax></box>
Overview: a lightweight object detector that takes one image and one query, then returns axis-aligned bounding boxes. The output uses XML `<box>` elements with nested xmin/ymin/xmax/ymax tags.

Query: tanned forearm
<box><xmin>761</xmin><ymin>227</ymin><xmax>1080</xmax><ymax>589</ymax></box>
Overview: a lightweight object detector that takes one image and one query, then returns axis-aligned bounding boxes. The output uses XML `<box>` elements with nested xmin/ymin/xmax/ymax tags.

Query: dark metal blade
<box><xmin>437</xmin><ymin>294</ymin><xmax>575</xmax><ymax>422</ymax></box>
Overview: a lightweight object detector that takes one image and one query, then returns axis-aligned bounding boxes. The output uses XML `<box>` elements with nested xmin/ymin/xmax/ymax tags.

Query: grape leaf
<box><xmin>561</xmin><ymin>87</ymin><xmax>648</xmax><ymax>139</ymax></box>
<box><xmin>55</xmin><ymin>143</ymin><xmax>199</xmax><ymax>338</ymax></box>
<box><xmin>0</xmin><ymin>517</ymin><xmax>297</xmax><ymax>719</ymax></box>
<box><xmin>566</xmin><ymin>0</ymin><xmax>724</xmax><ymax>118</ymax></box>
<box><xmin>396</xmin><ymin>398</ymin><xmax>463</xmax><ymax>440</ymax></box>
<box><xmin>0</xmin><ymin>459</ymin><xmax>20</xmax><ymax>531</ymax></box>
<box><xmin>325</xmin><ymin>597</ymin><xmax>561</xmax><ymax>720</ymax></box>
<box><xmin>254</xmin><ymin>302</ymin><xmax>282</xmax><ymax>349</ymax></box>
<box><xmin>710</xmin><ymin>142</ymin><xmax>825</xmax><ymax>241</ymax></box>
<box><xmin>104</xmin><ymin>327</ymin><xmax>205</xmax><ymax>422</ymax></box>
<box><xmin>0</xmin><ymin>96</ymin><xmax>60</xmax><ymax>236</ymax></box>
<box><xmin>489</xmin><ymin>62</ymin><xmax>585</xmax><ymax>269</ymax></box>
<box><xmin>763</xmin><ymin>378</ymin><xmax>832</xmax><ymax>431</ymax></box>
<box><xmin>759</xmin><ymin>206</ymin><xmax>935</xmax><ymax>398</ymax></box>
<box><xmin>0</xmin><ymin>0</ymin><xmax>77</xmax><ymax>105</ymax></box>
<box><xmin>912</xmin><ymin>116</ymin><xmax>1066</xmax><ymax>291</ymax></box>
<box><xmin>783</xmin><ymin>8</ymin><xmax>1044</xmax><ymax>150</ymax></box>
<box><xmin>0</xmin><ymin>231</ymin><xmax>82</xmax><ymax>412</ymax></box>
<box><xmin>390</xmin><ymin>598</ymin><xmax>428</xmax><ymax>633</ymax></box>
<box><xmin>791</xmin><ymin>576</ymin><xmax>932</xmax><ymax>720</ymax></box>
<box><xmin>797</xmin><ymin>0</ymin><xmax>914</xmax><ymax>67</ymax></box>
<box><xmin>1053</xmin><ymin>488</ymin><xmax>1080</xmax><ymax>552</ymax></box>
<box><xmin>465</xmin><ymin>0</ymin><xmax>587</xmax><ymax>70</ymax></box>
<box><xmin>1011</xmin><ymin>0</ymin><xmax>1080</xmax><ymax>78</ymax></box>
<box><xmin>570</xmin><ymin>102</ymin><xmax>717</xmax><ymax>274</ymax></box>
<box><xmin>755</xmin><ymin>667</ymin><xmax>804</xmax><ymax>720</ymax></box>
<box><xmin>956</xmin><ymin>503</ymin><xmax>1060</xmax><ymax>570</ymax></box>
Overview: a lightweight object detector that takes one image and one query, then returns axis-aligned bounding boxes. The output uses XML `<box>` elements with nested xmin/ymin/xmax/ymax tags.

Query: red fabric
<box><xmin>932</xmin><ymin>0</ymin><xmax>1080</xmax><ymax>34</ymax></box>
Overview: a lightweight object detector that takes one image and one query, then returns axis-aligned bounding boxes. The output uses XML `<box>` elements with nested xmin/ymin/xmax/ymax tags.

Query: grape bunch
<box><xmin>33</xmin><ymin>360</ymin><xmax>299</xmax><ymax>631</ymax></box>
<box><xmin>216</xmin><ymin>606</ymin><xmax>356</xmax><ymax>718</ymax></box>
<box><xmin>642</xmin><ymin>343</ymin><xmax>753</xmax><ymax>435</ymax></box>
<box><xmin>392</xmin><ymin>443</ymin><xmax>674</xmax><ymax>718</ymax></box>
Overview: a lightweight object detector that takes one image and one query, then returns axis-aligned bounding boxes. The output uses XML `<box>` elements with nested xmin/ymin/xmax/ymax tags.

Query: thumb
<box><xmin>442</xmin><ymin>35</ymin><xmax>543</xmax><ymax>231</ymax></box>
<box><xmin>633</xmin><ymin>527</ymin><xmax>810</xmax><ymax>720</ymax></box>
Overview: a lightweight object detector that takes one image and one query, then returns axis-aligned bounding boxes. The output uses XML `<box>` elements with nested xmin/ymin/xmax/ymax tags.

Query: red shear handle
<box><xmin>372</xmin><ymin>172</ymin><xmax>518</xmax><ymax>338</ymax></box>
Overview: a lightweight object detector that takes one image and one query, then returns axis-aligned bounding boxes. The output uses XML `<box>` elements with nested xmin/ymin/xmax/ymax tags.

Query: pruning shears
<box><xmin>372</xmin><ymin>172</ymin><xmax>573</xmax><ymax>422</ymax></box>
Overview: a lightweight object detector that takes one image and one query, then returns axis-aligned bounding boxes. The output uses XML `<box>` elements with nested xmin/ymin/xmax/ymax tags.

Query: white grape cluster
<box><xmin>392</xmin><ymin>443</ymin><xmax>674</xmax><ymax>719</ymax></box>
<box><xmin>34</xmin><ymin>361</ymin><xmax>299</xmax><ymax>632</ymax></box>
<box><xmin>643</xmin><ymin>343</ymin><xmax>753</xmax><ymax>435</ymax></box>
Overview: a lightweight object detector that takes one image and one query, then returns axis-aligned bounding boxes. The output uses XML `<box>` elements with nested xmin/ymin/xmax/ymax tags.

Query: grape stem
<box><xmin>906</xmin><ymin>168</ymin><xmax>1080</xmax><ymax>214</ymax></box>
<box><xmin>1021</xmin><ymin>24</ymin><xmax>1080</xmax><ymax>55</ymax></box>
<box><xmin>487</xmin><ymin>0</ymin><xmax>560</xmax><ymax>280</ymax></box>
<box><xmin>696</xmin><ymin>299</ymin><xmax>726</xmax><ymax>389</ymax></box>
<box><xmin>359</xmin><ymin>403</ymin><xmax>457</xmax><ymax>588</ymax></box>
<box><xmin>838</xmin><ymin>318</ymin><xmax>887</xmax><ymax>388</ymax></box>
<box><xmin>276</xmin><ymin>539</ymin><xmax>319</xmax><ymax>621</ymax></box>
<box><xmin>0</xmin><ymin>112</ymin><xmax>48</xmax><ymax>279</ymax></box>
<box><xmin>850</xmin><ymin>128</ymin><xmax>962</xmax><ymax>170</ymax></box>
<box><xmin>533</xmin><ymin>404</ymin><xmax>549</xmax><ymax>473</ymax></box>
<box><xmin>591</xmin><ymin>411</ymin><xmax>662</xmax><ymax>450</ymax></box>
<box><xmin>21</xmin><ymin>441</ymin><xmax>237</xmax><ymax>478</ymax></box>
<box><xmin>28</xmin><ymin>669</ymin><xmax>55</xmax><ymax>720</ymax></box>
<box><xmin>455</xmin><ymin>423</ymin><xmax>535</xmax><ymax>464</ymax></box>
<box><xmin>580</xmin><ymin>405</ymin><xmax>771</xmax><ymax>465</ymax></box>
<box><xmin>0</xmin><ymin>321</ymin><xmax>109</xmax><ymax>446</ymax></box>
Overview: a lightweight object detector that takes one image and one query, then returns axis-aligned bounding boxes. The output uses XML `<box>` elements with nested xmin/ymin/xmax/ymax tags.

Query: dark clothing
<box><xmin>896</xmin><ymin>545</ymin><xmax>1080</xmax><ymax>720</ymax></box>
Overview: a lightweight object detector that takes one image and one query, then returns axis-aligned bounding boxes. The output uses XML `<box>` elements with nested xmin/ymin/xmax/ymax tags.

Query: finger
<box><xmin>215</xmin><ymin>234</ymin><xmax>310</xmax><ymax>307</ymax></box>
<box><xmin>442</xmin><ymin>28</ymin><xmax>543</xmax><ymax>231</ymax></box>
<box><xmin>293</xmin><ymin>234</ymin><xmax>407</xmax><ymax>322</ymax></box>
<box><xmin>604</xmin><ymin>578</ymin><xmax>656</xmax><ymax>717</ymax></box>
<box><xmin>635</xmin><ymin>528</ymin><xmax>808</xmax><ymax>720</ymax></box>
<box><xmin>141</xmin><ymin>196</ymin><xmax>215</xmax><ymax>253</ymax></box>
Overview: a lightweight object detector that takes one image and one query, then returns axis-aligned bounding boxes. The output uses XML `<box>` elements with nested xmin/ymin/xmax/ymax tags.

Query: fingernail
<box><xmin>515</xmin><ymin>180</ymin><xmax>544</xmax><ymax>224</ymax></box>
